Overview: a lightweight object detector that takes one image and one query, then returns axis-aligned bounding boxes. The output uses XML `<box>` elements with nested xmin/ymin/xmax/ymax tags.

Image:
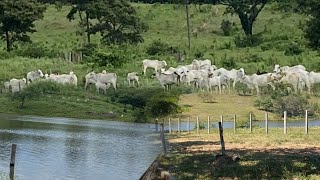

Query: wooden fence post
<box><xmin>155</xmin><ymin>119</ymin><xmax>159</xmax><ymax>133</ymax></box>
<box><xmin>10</xmin><ymin>144</ymin><xmax>17</xmax><ymax>179</ymax></box>
<box><xmin>233</xmin><ymin>114</ymin><xmax>236</xmax><ymax>134</ymax></box>
<box><xmin>207</xmin><ymin>116</ymin><xmax>210</xmax><ymax>134</ymax></box>
<box><xmin>249</xmin><ymin>113</ymin><xmax>252</xmax><ymax>133</ymax></box>
<box><xmin>220</xmin><ymin>115</ymin><xmax>223</xmax><ymax>128</ymax></box>
<box><xmin>218</xmin><ymin>122</ymin><xmax>225</xmax><ymax>155</ymax></box>
<box><xmin>265</xmin><ymin>112</ymin><xmax>268</xmax><ymax>134</ymax></box>
<box><xmin>284</xmin><ymin>111</ymin><xmax>287</xmax><ymax>134</ymax></box>
<box><xmin>160</xmin><ymin>123</ymin><xmax>167</xmax><ymax>155</ymax></box>
<box><xmin>187</xmin><ymin>116</ymin><xmax>190</xmax><ymax>133</ymax></box>
<box><xmin>197</xmin><ymin>116</ymin><xmax>199</xmax><ymax>134</ymax></box>
<box><xmin>168</xmin><ymin>117</ymin><xmax>172</xmax><ymax>134</ymax></box>
<box><xmin>178</xmin><ymin>117</ymin><xmax>181</xmax><ymax>133</ymax></box>
<box><xmin>305</xmin><ymin>110</ymin><xmax>308</xmax><ymax>134</ymax></box>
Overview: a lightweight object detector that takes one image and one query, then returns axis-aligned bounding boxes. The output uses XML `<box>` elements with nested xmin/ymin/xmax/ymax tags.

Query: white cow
<box><xmin>3</xmin><ymin>81</ymin><xmax>10</xmax><ymax>93</ymax></box>
<box><xmin>95</xmin><ymin>82</ymin><xmax>111</xmax><ymax>94</ymax></box>
<box><xmin>85</xmin><ymin>71</ymin><xmax>117</xmax><ymax>90</ymax></box>
<box><xmin>209</xmin><ymin>75</ymin><xmax>230</xmax><ymax>94</ymax></box>
<box><xmin>9</xmin><ymin>78</ymin><xmax>27</xmax><ymax>93</ymax></box>
<box><xmin>216</xmin><ymin>68</ymin><xmax>245</xmax><ymax>89</ymax></box>
<box><xmin>308</xmin><ymin>71</ymin><xmax>320</xmax><ymax>85</ymax></box>
<box><xmin>27</xmin><ymin>69</ymin><xmax>44</xmax><ymax>84</ymax></box>
<box><xmin>153</xmin><ymin>72</ymin><xmax>178</xmax><ymax>91</ymax></box>
<box><xmin>127</xmin><ymin>72</ymin><xmax>140</xmax><ymax>87</ymax></box>
<box><xmin>241</xmin><ymin>73</ymin><xmax>275</xmax><ymax>95</ymax></box>
<box><xmin>142</xmin><ymin>59</ymin><xmax>167</xmax><ymax>75</ymax></box>
<box><xmin>273</xmin><ymin>64</ymin><xmax>306</xmax><ymax>74</ymax></box>
<box><xmin>192</xmin><ymin>59</ymin><xmax>211</xmax><ymax>70</ymax></box>
<box><xmin>46</xmin><ymin>72</ymin><xmax>78</xmax><ymax>86</ymax></box>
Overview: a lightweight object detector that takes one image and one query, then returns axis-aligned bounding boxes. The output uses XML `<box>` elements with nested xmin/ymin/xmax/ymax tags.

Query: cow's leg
<box><xmin>137</xmin><ymin>80</ymin><xmax>140</xmax><ymax>87</ymax></box>
<box><xmin>143</xmin><ymin>66</ymin><xmax>147</xmax><ymax>76</ymax></box>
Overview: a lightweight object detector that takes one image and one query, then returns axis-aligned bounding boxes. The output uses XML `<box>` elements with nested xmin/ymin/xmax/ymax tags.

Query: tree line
<box><xmin>0</xmin><ymin>0</ymin><xmax>320</xmax><ymax>53</ymax></box>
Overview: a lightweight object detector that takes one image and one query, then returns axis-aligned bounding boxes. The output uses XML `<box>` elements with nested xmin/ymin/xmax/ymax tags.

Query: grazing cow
<box><xmin>27</xmin><ymin>69</ymin><xmax>44</xmax><ymax>84</ymax></box>
<box><xmin>127</xmin><ymin>72</ymin><xmax>140</xmax><ymax>87</ymax></box>
<box><xmin>95</xmin><ymin>82</ymin><xmax>111</xmax><ymax>94</ymax></box>
<box><xmin>216</xmin><ymin>68</ymin><xmax>245</xmax><ymax>89</ymax></box>
<box><xmin>281</xmin><ymin>70</ymin><xmax>311</xmax><ymax>94</ymax></box>
<box><xmin>192</xmin><ymin>59</ymin><xmax>211</xmax><ymax>70</ymax></box>
<box><xmin>153</xmin><ymin>72</ymin><xmax>178</xmax><ymax>91</ymax></box>
<box><xmin>9</xmin><ymin>78</ymin><xmax>27</xmax><ymax>93</ymax></box>
<box><xmin>209</xmin><ymin>75</ymin><xmax>230</xmax><ymax>94</ymax></box>
<box><xmin>273</xmin><ymin>64</ymin><xmax>306</xmax><ymax>74</ymax></box>
<box><xmin>308</xmin><ymin>71</ymin><xmax>320</xmax><ymax>85</ymax></box>
<box><xmin>85</xmin><ymin>71</ymin><xmax>117</xmax><ymax>90</ymax></box>
<box><xmin>3</xmin><ymin>81</ymin><xmax>10</xmax><ymax>93</ymax></box>
<box><xmin>142</xmin><ymin>59</ymin><xmax>167</xmax><ymax>75</ymax></box>
<box><xmin>241</xmin><ymin>73</ymin><xmax>275</xmax><ymax>95</ymax></box>
<box><xmin>46</xmin><ymin>71</ymin><xmax>78</xmax><ymax>86</ymax></box>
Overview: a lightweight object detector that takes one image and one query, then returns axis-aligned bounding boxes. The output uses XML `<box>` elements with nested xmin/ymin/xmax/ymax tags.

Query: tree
<box><xmin>0</xmin><ymin>0</ymin><xmax>46</xmax><ymax>51</ymax></box>
<box><xmin>220</xmin><ymin>0</ymin><xmax>269</xmax><ymax>37</ymax></box>
<box><xmin>66</xmin><ymin>0</ymin><xmax>147</xmax><ymax>45</ymax></box>
<box><xmin>305</xmin><ymin>1</ymin><xmax>320</xmax><ymax>49</ymax></box>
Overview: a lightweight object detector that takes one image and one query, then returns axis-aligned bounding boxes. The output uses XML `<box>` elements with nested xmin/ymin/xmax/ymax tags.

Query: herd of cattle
<box><xmin>2</xmin><ymin>59</ymin><xmax>320</xmax><ymax>95</ymax></box>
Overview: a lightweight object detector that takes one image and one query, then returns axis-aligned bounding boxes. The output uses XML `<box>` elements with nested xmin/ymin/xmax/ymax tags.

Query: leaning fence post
<box><xmin>305</xmin><ymin>110</ymin><xmax>308</xmax><ymax>134</ymax></box>
<box><xmin>207</xmin><ymin>116</ymin><xmax>210</xmax><ymax>134</ymax></box>
<box><xmin>218</xmin><ymin>122</ymin><xmax>225</xmax><ymax>155</ymax></box>
<box><xmin>178</xmin><ymin>117</ymin><xmax>181</xmax><ymax>133</ymax></box>
<box><xmin>187</xmin><ymin>116</ymin><xmax>190</xmax><ymax>133</ymax></box>
<box><xmin>265</xmin><ymin>112</ymin><xmax>268</xmax><ymax>134</ymax></box>
<box><xmin>168</xmin><ymin>117</ymin><xmax>172</xmax><ymax>134</ymax></box>
<box><xmin>249</xmin><ymin>113</ymin><xmax>252</xmax><ymax>133</ymax></box>
<box><xmin>10</xmin><ymin>144</ymin><xmax>17</xmax><ymax>179</ymax></box>
<box><xmin>160</xmin><ymin>123</ymin><xmax>167</xmax><ymax>155</ymax></box>
<box><xmin>233</xmin><ymin>114</ymin><xmax>236</xmax><ymax>134</ymax></box>
<box><xmin>197</xmin><ymin>116</ymin><xmax>199</xmax><ymax>134</ymax></box>
<box><xmin>220</xmin><ymin>115</ymin><xmax>224</xmax><ymax>128</ymax></box>
<box><xmin>155</xmin><ymin>119</ymin><xmax>159</xmax><ymax>133</ymax></box>
<box><xmin>284</xmin><ymin>111</ymin><xmax>287</xmax><ymax>135</ymax></box>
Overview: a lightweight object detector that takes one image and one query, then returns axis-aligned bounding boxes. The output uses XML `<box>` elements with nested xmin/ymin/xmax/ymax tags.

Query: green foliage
<box><xmin>284</xmin><ymin>42</ymin><xmax>304</xmax><ymax>56</ymax></box>
<box><xmin>254</xmin><ymin>96</ymin><xmax>273</xmax><ymax>111</ymax></box>
<box><xmin>66</xmin><ymin>0</ymin><xmax>147</xmax><ymax>45</ymax></box>
<box><xmin>305</xmin><ymin>1</ymin><xmax>320</xmax><ymax>49</ymax></box>
<box><xmin>0</xmin><ymin>0</ymin><xmax>46</xmax><ymax>51</ymax></box>
<box><xmin>11</xmin><ymin>81</ymin><xmax>62</xmax><ymax>108</ymax></box>
<box><xmin>220</xmin><ymin>19</ymin><xmax>236</xmax><ymax>36</ymax></box>
<box><xmin>193</xmin><ymin>49</ymin><xmax>204</xmax><ymax>58</ymax></box>
<box><xmin>146</xmin><ymin>40</ymin><xmax>179</xmax><ymax>56</ymax></box>
<box><xmin>235</xmin><ymin>82</ymin><xmax>251</xmax><ymax>95</ymax></box>
<box><xmin>234</xmin><ymin>34</ymin><xmax>262</xmax><ymax>47</ymax></box>
<box><xmin>193</xmin><ymin>121</ymin><xmax>206</xmax><ymax>130</ymax></box>
<box><xmin>16</xmin><ymin>42</ymin><xmax>59</xmax><ymax>58</ymax></box>
<box><xmin>219</xmin><ymin>54</ymin><xmax>236</xmax><ymax>69</ymax></box>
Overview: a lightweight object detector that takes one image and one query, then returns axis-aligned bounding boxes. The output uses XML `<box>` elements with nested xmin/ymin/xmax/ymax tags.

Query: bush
<box><xmin>198</xmin><ymin>92</ymin><xmax>215</xmax><ymax>103</ymax></box>
<box><xmin>11</xmin><ymin>81</ymin><xmax>62</xmax><ymax>108</ymax></box>
<box><xmin>146</xmin><ymin>40</ymin><xmax>180</xmax><ymax>56</ymax></box>
<box><xmin>220</xmin><ymin>20</ymin><xmax>235</xmax><ymax>36</ymax></box>
<box><xmin>254</xmin><ymin>96</ymin><xmax>273</xmax><ymax>111</ymax></box>
<box><xmin>220</xmin><ymin>54</ymin><xmax>236</xmax><ymax>69</ymax></box>
<box><xmin>194</xmin><ymin>49</ymin><xmax>204</xmax><ymax>58</ymax></box>
<box><xmin>193</xmin><ymin>121</ymin><xmax>206</xmax><ymax>130</ymax></box>
<box><xmin>17</xmin><ymin>42</ymin><xmax>59</xmax><ymax>58</ymax></box>
<box><xmin>273</xmin><ymin>95</ymin><xmax>309</xmax><ymax>117</ymax></box>
<box><xmin>235</xmin><ymin>82</ymin><xmax>251</xmax><ymax>95</ymax></box>
<box><xmin>284</xmin><ymin>42</ymin><xmax>304</xmax><ymax>56</ymax></box>
<box><xmin>234</xmin><ymin>35</ymin><xmax>262</xmax><ymax>47</ymax></box>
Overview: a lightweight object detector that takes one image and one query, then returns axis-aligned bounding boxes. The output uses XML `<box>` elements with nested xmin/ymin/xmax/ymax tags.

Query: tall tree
<box><xmin>0</xmin><ymin>0</ymin><xmax>46</xmax><ymax>51</ymax></box>
<box><xmin>305</xmin><ymin>0</ymin><xmax>320</xmax><ymax>49</ymax></box>
<box><xmin>67</xmin><ymin>0</ymin><xmax>147</xmax><ymax>45</ymax></box>
<box><xmin>220</xmin><ymin>0</ymin><xmax>269</xmax><ymax>37</ymax></box>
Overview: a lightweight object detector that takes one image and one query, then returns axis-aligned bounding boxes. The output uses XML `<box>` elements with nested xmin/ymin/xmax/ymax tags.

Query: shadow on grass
<box><xmin>162</xmin><ymin>141</ymin><xmax>320</xmax><ymax>180</ymax></box>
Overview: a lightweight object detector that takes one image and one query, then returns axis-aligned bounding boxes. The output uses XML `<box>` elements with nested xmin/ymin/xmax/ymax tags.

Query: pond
<box><xmin>0</xmin><ymin>115</ymin><xmax>161</xmax><ymax>180</ymax></box>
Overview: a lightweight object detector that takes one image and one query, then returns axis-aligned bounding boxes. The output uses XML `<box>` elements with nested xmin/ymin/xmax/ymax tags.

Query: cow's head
<box><xmin>37</xmin><ymin>69</ymin><xmax>44</xmax><ymax>77</ymax></box>
<box><xmin>273</xmin><ymin>64</ymin><xmax>281</xmax><ymax>74</ymax></box>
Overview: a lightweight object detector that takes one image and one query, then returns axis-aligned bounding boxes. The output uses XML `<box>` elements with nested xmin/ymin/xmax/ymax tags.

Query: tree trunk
<box><xmin>238</xmin><ymin>13</ymin><xmax>253</xmax><ymax>37</ymax></box>
<box><xmin>5</xmin><ymin>30</ymin><xmax>11</xmax><ymax>52</ymax></box>
<box><xmin>86</xmin><ymin>12</ymin><xmax>91</xmax><ymax>44</ymax></box>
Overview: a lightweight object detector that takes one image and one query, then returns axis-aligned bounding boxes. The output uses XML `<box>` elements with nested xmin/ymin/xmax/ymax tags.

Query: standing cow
<box><xmin>142</xmin><ymin>59</ymin><xmax>167</xmax><ymax>76</ymax></box>
<box><xmin>27</xmin><ymin>69</ymin><xmax>44</xmax><ymax>84</ymax></box>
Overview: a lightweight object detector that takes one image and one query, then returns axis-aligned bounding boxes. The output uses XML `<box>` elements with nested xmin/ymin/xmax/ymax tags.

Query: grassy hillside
<box><xmin>0</xmin><ymin>3</ymin><xmax>319</xmax><ymax>121</ymax></box>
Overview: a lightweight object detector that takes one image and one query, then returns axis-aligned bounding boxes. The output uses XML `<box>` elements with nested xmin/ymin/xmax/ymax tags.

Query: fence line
<box><xmin>161</xmin><ymin>110</ymin><xmax>313</xmax><ymax>135</ymax></box>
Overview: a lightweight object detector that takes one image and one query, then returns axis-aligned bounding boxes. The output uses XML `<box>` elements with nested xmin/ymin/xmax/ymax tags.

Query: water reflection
<box><xmin>0</xmin><ymin>115</ymin><xmax>160</xmax><ymax>180</ymax></box>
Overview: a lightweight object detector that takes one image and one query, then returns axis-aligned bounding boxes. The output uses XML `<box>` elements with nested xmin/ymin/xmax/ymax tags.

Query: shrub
<box><xmin>146</xmin><ymin>40</ymin><xmax>180</xmax><ymax>56</ymax></box>
<box><xmin>198</xmin><ymin>92</ymin><xmax>215</xmax><ymax>103</ymax></box>
<box><xmin>273</xmin><ymin>95</ymin><xmax>309</xmax><ymax>117</ymax></box>
<box><xmin>11</xmin><ymin>81</ymin><xmax>62</xmax><ymax>108</ymax></box>
<box><xmin>193</xmin><ymin>121</ymin><xmax>206</xmax><ymax>130</ymax></box>
<box><xmin>254</xmin><ymin>96</ymin><xmax>273</xmax><ymax>111</ymax></box>
<box><xmin>235</xmin><ymin>82</ymin><xmax>251</xmax><ymax>95</ymax></box>
<box><xmin>220</xmin><ymin>54</ymin><xmax>236</xmax><ymax>69</ymax></box>
<box><xmin>17</xmin><ymin>42</ymin><xmax>59</xmax><ymax>58</ymax></box>
<box><xmin>194</xmin><ymin>49</ymin><xmax>204</xmax><ymax>58</ymax></box>
<box><xmin>220</xmin><ymin>20</ymin><xmax>235</xmax><ymax>36</ymax></box>
<box><xmin>284</xmin><ymin>42</ymin><xmax>304</xmax><ymax>56</ymax></box>
<box><xmin>234</xmin><ymin>34</ymin><xmax>262</xmax><ymax>47</ymax></box>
